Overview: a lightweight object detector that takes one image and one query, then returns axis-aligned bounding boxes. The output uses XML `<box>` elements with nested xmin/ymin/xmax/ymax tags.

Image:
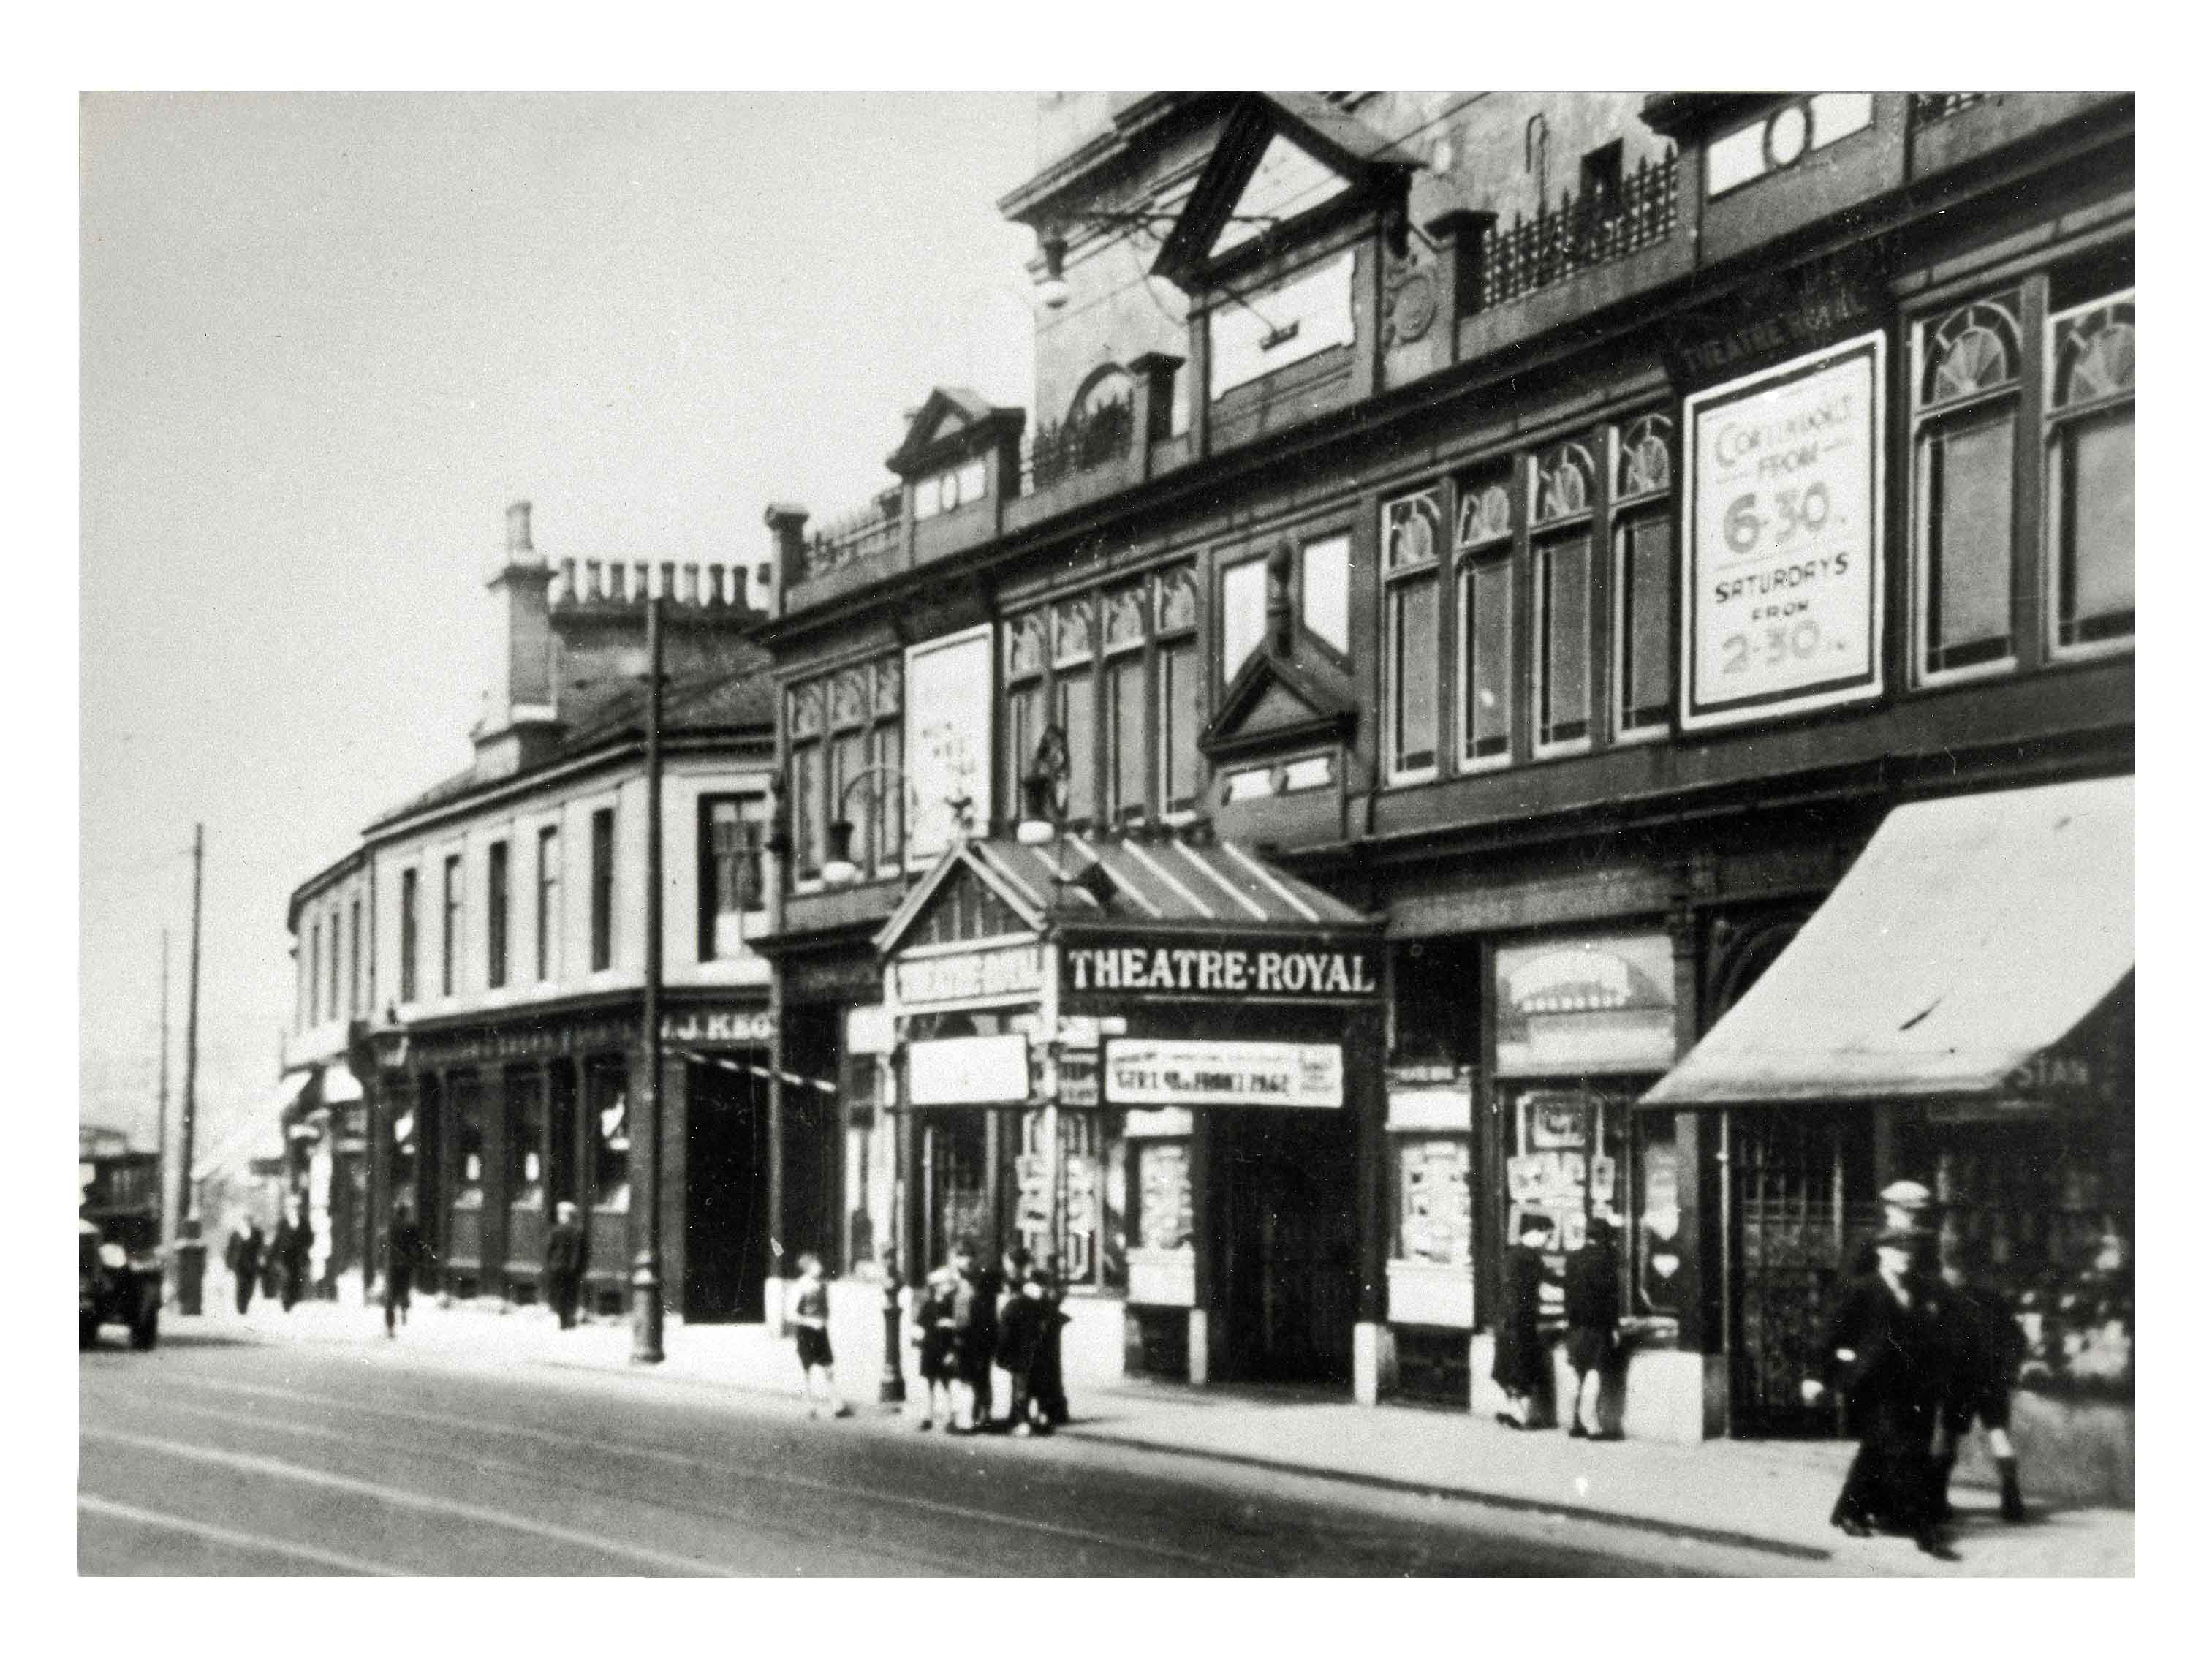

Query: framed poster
<box><xmin>1681</xmin><ymin>330</ymin><xmax>1885</xmax><ymax>730</ymax></box>
<box><xmin>904</xmin><ymin>624</ymin><xmax>994</xmax><ymax>866</ymax></box>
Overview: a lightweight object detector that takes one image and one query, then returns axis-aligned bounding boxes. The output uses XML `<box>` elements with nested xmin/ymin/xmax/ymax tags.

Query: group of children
<box><xmin>786</xmin><ymin>1241</ymin><xmax>1071</xmax><ymax>1434</ymax></box>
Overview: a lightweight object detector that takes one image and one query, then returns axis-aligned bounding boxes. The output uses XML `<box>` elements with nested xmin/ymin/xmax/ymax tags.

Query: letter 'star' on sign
<box><xmin>1061</xmin><ymin>940</ymin><xmax>1379</xmax><ymax>1000</ymax></box>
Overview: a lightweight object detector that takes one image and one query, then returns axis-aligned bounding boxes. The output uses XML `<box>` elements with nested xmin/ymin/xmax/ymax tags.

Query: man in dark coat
<box><xmin>1493</xmin><ymin>1215</ymin><xmax>1553</xmax><ymax>1429</ymax></box>
<box><xmin>1031</xmin><ymin>1256</ymin><xmax>1070</xmax><ymax>1429</ymax></box>
<box><xmin>275</xmin><ymin>1199</ymin><xmax>313</xmax><ymax>1312</ymax></box>
<box><xmin>949</xmin><ymin>1241</ymin><xmax>996</xmax><ymax>1432</ymax></box>
<box><xmin>995</xmin><ymin>1269</ymin><xmax>1050</xmax><ymax>1436</ymax></box>
<box><xmin>1932</xmin><ymin>1255</ymin><xmax>2030</xmax><ymax>1524</ymax></box>
<box><xmin>543</xmin><ymin>1201</ymin><xmax>585</xmax><ymax>1330</ymax></box>
<box><xmin>1803</xmin><ymin>1225</ymin><xmax>1957</xmax><ymax>1557</ymax></box>
<box><xmin>225</xmin><ymin>1217</ymin><xmax>265</xmax><ymax>1316</ymax></box>
<box><xmin>384</xmin><ymin>1202</ymin><xmax>428</xmax><ymax>1338</ymax></box>
<box><xmin>1563</xmin><ymin>1217</ymin><xmax>1623</xmax><ymax>1440</ymax></box>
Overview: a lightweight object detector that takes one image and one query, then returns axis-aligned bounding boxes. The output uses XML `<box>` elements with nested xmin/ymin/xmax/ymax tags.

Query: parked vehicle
<box><xmin>79</xmin><ymin>1153</ymin><xmax>164</xmax><ymax>1350</ymax></box>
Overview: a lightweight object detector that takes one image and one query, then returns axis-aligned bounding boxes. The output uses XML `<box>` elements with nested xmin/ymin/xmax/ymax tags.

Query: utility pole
<box><xmin>155</xmin><ymin>929</ymin><xmax>170</xmax><ymax>1245</ymax></box>
<box><xmin>631</xmin><ymin>594</ymin><xmax>666</xmax><ymax>1364</ymax></box>
<box><xmin>175</xmin><ymin>825</ymin><xmax>204</xmax><ymax>1233</ymax></box>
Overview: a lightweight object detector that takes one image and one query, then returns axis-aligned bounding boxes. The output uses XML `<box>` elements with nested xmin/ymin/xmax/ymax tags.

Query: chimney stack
<box><xmin>507</xmin><ymin>500</ymin><xmax>535</xmax><ymax>561</ymax></box>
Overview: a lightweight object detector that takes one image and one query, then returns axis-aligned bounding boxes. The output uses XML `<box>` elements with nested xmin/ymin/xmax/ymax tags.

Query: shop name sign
<box><xmin>1663</xmin><ymin>249</ymin><xmax>1887</xmax><ymax>387</ymax></box>
<box><xmin>894</xmin><ymin>942</ymin><xmax>1045</xmax><ymax>1007</ymax></box>
<box><xmin>661</xmin><ymin>1008</ymin><xmax>776</xmax><ymax>1048</ymax></box>
<box><xmin>1105</xmin><ymin>1039</ymin><xmax>1344</xmax><ymax>1109</ymax></box>
<box><xmin>1683</xmin><ymin>331</ymin><xmax>1885</xmax><ymax>732</ymax></box>
<box><xmin>1064</xmin><ymin>942</ymin><xmax>1379</xmax><ymax>999</ymax></box>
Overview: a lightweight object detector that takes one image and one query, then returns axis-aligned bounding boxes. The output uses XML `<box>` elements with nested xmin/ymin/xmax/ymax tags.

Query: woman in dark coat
<box><xmin>1493</xmin><ymin>1215</ymin><xmax>1553</xmax><ymax>1429</ymax></box>
<box><xmin>1563</xmin><ymin>1218</ymin><xmax>1623</xmax><ymax>1439</ymax></box>
<box><xmin>910</xmin><ymin>1269</ymin><xmax>960</xmax><ymax>1432</ymax></box>
<box><xmin>384</xmin><ymin>1202</ymin><xmax>428</xmax><ymax>1338</ymax></box>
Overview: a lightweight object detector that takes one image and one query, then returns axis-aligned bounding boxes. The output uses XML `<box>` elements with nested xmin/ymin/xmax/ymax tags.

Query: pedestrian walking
<box><xmin>1493</xmin><ymin>1215</ymin><xmax>1553</xmax><ymax>1430</ymax></box>
<box><xmin>789</xmin><ymin>1253</ymin><xmax>851</xmax><ymax>1418</ymax></box>
<box><xmin>1803</xmin><ymin>1222</ymin><xmax>1957</xmax><ymax>1558</ymax></box>
<box><xmin>276</xmin><ymin>1198</ymin><xmax>313</xmax><ymax>1312</ymax></box>
<box><xmin>1932</xmin><ymin>1250</ymin><xmax>2031</xmax><ymax>1524</ymax></box>
<box><xmin>384</xmin><ymin>1201</ymin><xmax>428</xmax><ymax>1338</ymax></box>
<box><xmin>1032</xmin><ymin>1256</ymin><xmax>1070</xmax><ymax>1429</ymax></box>
<box><xmin>225</xmin><ymin>1215</ymin><xmax>265</xmax><ymax>1317</ymax></box>
<box><xmin>948</xmin><ymin>1241</ymin><xmax>996</xmax><ymax>1434</ymax></box>
<box><xmin>909</xmin><ymin>1265</ymin><xmax>960</xmax><ymax>1432</ymax></box>
<box><xmin>1564</xmin><ymin>1217</ymin><xmax>1623</xmax><ymax>1440</ymax></box>
<box><xmin>995</xmin><ymin>1266</ymin><xmax>1050</xmax><ymax>1436</ymax></box>
<box><xmin>543</xmin><ymin>1201</ymin><xmax>585</xmax><ymax>1330</ymax></box>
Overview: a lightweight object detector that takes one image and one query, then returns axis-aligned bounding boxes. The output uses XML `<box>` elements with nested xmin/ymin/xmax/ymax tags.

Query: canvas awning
<box><xmin>319</xmin><ymin>1062</ymin><xmax>364</xmax><ymax>1105</ymax></box>
<box><xmin>1642</xmin><ymin>776</ymin><xmax>2132</xmax><ymax>1105</ymax></box>
<box><xmin>267</xmin><ymin>1068</ymin><xmax>316</xmax><ymax>1118</ymax></box>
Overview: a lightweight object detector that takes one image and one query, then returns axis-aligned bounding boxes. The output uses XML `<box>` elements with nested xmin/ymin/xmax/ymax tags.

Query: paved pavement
<box><xmin>89</xmin><ymin>1296</ymin><xmax>2132</xmax><ymax>1576</ymax></box>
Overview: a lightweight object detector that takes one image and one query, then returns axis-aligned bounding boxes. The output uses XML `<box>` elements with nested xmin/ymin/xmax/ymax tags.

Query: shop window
<box><xmin>1503</xmin><ymin>1089</ymin><xmax>1678</xmax><ymax>1323</ymax></box>
<box><xmin>1393</xmin><ymin>1135</ymin><xmax>1472</xmax><ymax>1266</ymax></box>
<box><xmin>699</xmin><ymin>795</ymin><xmax>766</xmax><ymax>961</ymax></box>
<box><xmin>1610</xmin><ymin>414</ymin><xmax>1675</xmax><ymax>741</ymax></box>
<box><xmin>588</xmin><ymin>809</ymin><xmax>615</xmax><ymax>972</ymax></box>
<box><xmin>1135</xmin><ymin>1140</ymin><xmax>1193</xmax><ymax>1252</ymax></box>
<box><xmin>2047</xmin><ymin>292</ymin><xmax>2134</xmax><ymax>654</ymax></box>
<box><xmin>1913</xmin><ymin>293</ymin><xmax>2023</xmax><ymax>681</ymax></box>
<box><xmin>591</xmin><ymin>1069</ymin><xmax>630</xmax><ymax>1211</ymax></box>
<box><xmin>1531</xmin><ymin>443</ymin><xmax>1596</xmax><ymax>755</ymax></box>
<box><xmin>1383</xmin><ymin>488</ymin><xmax>1444</xmax><ymax>782</ymax></box>
<box><xmin>487</xmin><ymin>839</ymin><xmax>510</xmax><ymax>990</ymax></box>
<box><xmin>507</xmin><ymin>1075</ymin><xmax>546</xmax><ymax>1211</ymax></box>
<box><xmin>1454</xmin><ymin>471</ymin><xmax>1515</xmax><ymax>769</ymax></box>
<box><xmin>535</xmin><ymin>826</ymin><xmax>560</xmax><ymax>983</ymax></box>
<box><xmin>441</xmin><ymin>853</ymin><xmax>462</xmax><ymax>997</ymax></box>
<box><xmin>453</xmin><ymin>1090</ymin><xmax>485</xmax><ymax>1209</ymax></box>
<box><xmin>399</xmin><ymin>867</ymin><xmax>419</xmax><ymax>1003</ymax></box>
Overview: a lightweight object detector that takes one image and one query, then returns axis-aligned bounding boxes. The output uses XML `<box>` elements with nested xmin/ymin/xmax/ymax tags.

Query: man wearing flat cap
<box><xmin>1803</xmin><ymin>1200</ymin><xmax>1956</xmax><ymax>1557</ymax></box>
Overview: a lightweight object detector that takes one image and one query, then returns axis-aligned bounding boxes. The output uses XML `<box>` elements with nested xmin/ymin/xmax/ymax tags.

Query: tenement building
<box><xmin>279</xmin><ymin>503</ymin><xmax>783</xmax><ymax>1320</ymax></box>
<box><xmin>752</xmin><ymin>92</ymin><xmax>2133</xmax><ymax>1498</ymax></box>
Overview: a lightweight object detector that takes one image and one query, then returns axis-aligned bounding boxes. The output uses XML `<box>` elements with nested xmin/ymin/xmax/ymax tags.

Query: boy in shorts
<box><xmin>789</xmin><ymin>1253</ymin><xmax>851</xmax><ymax>1418</ymax></box>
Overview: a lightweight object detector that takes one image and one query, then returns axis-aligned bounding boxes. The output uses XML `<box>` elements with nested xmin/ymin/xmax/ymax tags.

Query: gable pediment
<box><xmin>876</xmin><ymin>843</ymin><xmax>1045</xmax><ymax>959</ymax></box>
<box><xmin>1211</xmin><ymin>133</ymin><xmax>1352</xmax><ymax>260</ymax></box>
<box><xmin>1201</xmin><ymin>627</ymin><xmax>1359</xmax><ymax>763</ymax></box>
<box><xmin>885</xmin><ymin>386</ymin><xmax>1020</xmax><ymax>478</ymax></box>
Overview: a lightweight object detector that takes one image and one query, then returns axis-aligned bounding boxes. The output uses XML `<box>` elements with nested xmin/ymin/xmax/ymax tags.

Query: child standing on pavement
<box><xmin>911</xmin><ymin>1266</ymin><xmax>960</xmax><ymax>1432</ymax></box>
<box><xmin>790</xmin><ymin>1253</ymin><xmax>851</xmax><ymax>1419</ymax></box>
<box><xmin>995</xmin><ymin>1268</ymin><xmax>1049</xmax><ymax>1437</ymax></box>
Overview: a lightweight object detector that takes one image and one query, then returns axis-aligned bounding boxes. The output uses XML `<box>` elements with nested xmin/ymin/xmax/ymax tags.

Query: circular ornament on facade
<box><xmin>1767</xmin><ymin>103</ymin><xmax>1808</xmax><ymax>168</ymax></box>
<box><xmin>1388</xmin><ymin>270</ymin><xmax>1437</xmax><ymax>344</ymax></box>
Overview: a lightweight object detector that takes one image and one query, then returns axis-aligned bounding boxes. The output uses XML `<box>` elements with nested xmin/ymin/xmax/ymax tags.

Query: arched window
<box><xmin>1913</xmin><ymin>292</ymin><xmax>2024</xmax><ymax>680</ymax></box>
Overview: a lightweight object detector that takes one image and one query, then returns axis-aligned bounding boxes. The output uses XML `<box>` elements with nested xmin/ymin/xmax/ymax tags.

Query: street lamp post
<box><xmin>631</xmin><ymin>593</ymin><xmax>667</xmax><ymax>1365</ymax></box>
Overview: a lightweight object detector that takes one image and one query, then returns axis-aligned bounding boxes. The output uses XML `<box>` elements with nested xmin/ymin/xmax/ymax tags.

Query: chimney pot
<box><xmin>507</xmin><ymin>501</ymin><xmax>534</xmax><ymax>559</ymax></box>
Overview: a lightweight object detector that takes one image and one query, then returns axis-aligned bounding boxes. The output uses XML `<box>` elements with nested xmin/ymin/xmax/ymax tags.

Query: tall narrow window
<box><xmin>327</xmin><ymin>911</ymin><xmax>341</xmax><ymax>1024</ymax></box>
<box><xmin>486</xmin><ymin>840</ymin><xmax>510</xmax><ymax>990</ymax></box>
<box><xmin>1612</xmin><ymin>414</ymin><xmax>1675</xmax><ymax>739</ymax></box>
<box><xmin>1301</xmin><ymin>533</ymin><xmax>1352</xmax><ymax>657</ymax></box>
<box><xmin>1220</xmin><ymin>554</ymin><xmax>1268</xmax><ymax>686</ymax></box>
<box><xmin>2047</xmin><ymin>291</ymin><xmax>2133</xmax><ymax>653</ymax></box>
<box><xmin>1055</xmin><ymin>597</ymin><xmax>1097</xmax><ymax>824</ymax></box>
<box><xmin>399</xmin><ymin>868</ymin><xmax>419</xmax><ymax>1003</ymax></box>
<box><xmin>871</xmin><ymin>663</ymin><xmax>904</xmax><ymax>872</ymax></box>
<box><xmin>308</xmin><ymin>920</ymin><xmax>322</xmax><ymax>1025</ymax></box>
<box><xmin>789</xmin><ymin>682</ymin><xmax>823</xmax><ymax>878</ymax></box>
<box><xmin>1914</xmin><ymin>293</ymin><xmax>2023</xmax><ymax>679</ymax></box>
<box><xmin>1531</xmin><ymin>443</ymin><xmax>1596</xmax><ymax>753</ymax></box>
<box><xmin>589</xmin><ymin>809</ymin><xmax>615</xmax><ymax>973</ymax></box>
<box><xmin>1154</xmin><ymin>564</ymin><xmax>1202</xmax><ymax>815</ymax></box>
<box><xmin>442</xmin><ymin>855</ymin><xmax>462</xmax><ymax>998</ymax></box>
<box><xmin>349</xmin><ymin>897</ymin><xmax>363</xmax><ymax>1016</ymax></box>
<box><xmin>1383</xmin><ymin>489</ymin><xmax>1444</xmax><ymax>781</ymax></box>
<box><xmin>828</xmin><ymin>668</ymin><xmax>872</xmax><ymax>871</ymax></box>
<box><xmin>1103</xmin><ymin>583</ymin><xmax>1148</xmax><ymax>823</ymax></box>
<box><xmin>700</xmin><ymin>795</ymin><xmax>765</xmax><ymax>961</ymax></box>
<box><xmin>1004</xmin><ymin>611</ymin><xmax>1048</xmax><ymax>820</ymax></box>
<box><xmin>1455</xmin><ymin>472</ymin><xmax>1515</xmax><ymax>768</ymax></box>
<box><xmin>536</xmin><ymin>826</ymin><xmax>560</xmax><ymax>983</ymax></box>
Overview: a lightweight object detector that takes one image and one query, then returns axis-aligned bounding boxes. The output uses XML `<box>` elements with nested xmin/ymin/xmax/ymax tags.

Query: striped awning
<box><xmin>876</xmin><ymin>831</ymin><xmax>1371</xmax><ymax>953</ymax></box>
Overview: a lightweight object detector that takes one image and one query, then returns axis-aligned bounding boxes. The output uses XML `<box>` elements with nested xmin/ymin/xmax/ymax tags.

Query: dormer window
<box><xmin>1209</xmin><ymin>250</ymin><xmax>1357</xmax><ymax>399</ymax></box>
<box><xmin>915</xmin><ymin>456</ymin><xmax>987</xmax><ymax>521</ymax></box>
<box><xmin>1705</xmin><ymin>94</ymin><xmax>1875</xmax><ymax>197</ymax></box>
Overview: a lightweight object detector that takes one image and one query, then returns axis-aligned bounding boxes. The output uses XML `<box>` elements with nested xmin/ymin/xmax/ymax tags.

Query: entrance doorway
<box><xmin>1730</xmin><ymin>1108</ymin><xmax>1875</xmax><ymax>1434</ymax></box>
<box><xmin>921</xmin><ymin>1114</ymin><xmax>991</xmax><ymax>1273</ymax></box>
<box><xmin>1211</xmin><ymin>1108</ymin><xmax>1357</xmax><ymax>1385</ymax></box>
<box><xmin>683</xmin><ymin>1063</ymin><xmax>768</xmax><ymax>1323</ymax></box>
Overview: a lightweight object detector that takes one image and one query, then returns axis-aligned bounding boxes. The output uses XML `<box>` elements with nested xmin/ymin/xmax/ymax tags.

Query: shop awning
<box><xmin>1643</xmin><ymin>776</ymin><xmax>2132</xmax><ymax>1105</ymax></box>
<box><xmin>319</xmin><ymin>1062</ymin><xmax>364</xmax><ymax>1105</ymax></box>
<box><xmin>266</xmin><ymin>1068</ymin><xmax>315</xmax><ymax>1118</ymax></box>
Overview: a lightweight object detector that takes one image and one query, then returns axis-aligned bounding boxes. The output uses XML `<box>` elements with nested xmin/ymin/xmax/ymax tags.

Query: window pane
<box><xmin>590</xmin><ymin>810</ymin><xmax>616</xmax><ymax>971</ymax></box>
<box><xmin>875</xmin><ymin>722</ymin><xmax>904</xmax><ymax>863</ymax></box>
<box><xmin>1924</xmin><ymin>411</ymin><xmax>2015</xmax><ymax>670</ymax></box>
<box><xmin>1618</xmin><ymin>515</ymin><xmax>1673</xmax><ymax>730</ymax></box>
<box><xmin>507</xmin><ymin>1075</ymin><xmax>545</xmax><ymax>1209</ymax></box>
<box><xmin>401</xmin><ymin>870</ymin><xmax>418</xmax><ymax>1002</ymax></box>
<box><xmin>1058</xmin><ymin>670</ymin><xmax>1096</xmax><ymax>823</ymax></box>
<box><xmin>487</xmin><ymin>842</ymin><xmax>509</xmax><ymax>989</ymax></box>
<box><xmin>792</xmin><ymin>744</ymin><xmax>820</xmax><ymax>877</ymax></box>
<box><xmin>1636</xmin><ymin>1114</ymin><xmax>1681</xmax><ymax>1315</ymax></box>
<box><xmin>1156</xmin><ymin>640</ymin><xmax>1202</xmax><ymax>813</ymax></box>
<box><xmin>1007</xmin><ymin>683</ymin><xmax>1042</xmax><ymax>820</ymax></box>
<box><xmin>1302</xmin><ymin>534</ymin><xmax>1350</xmax><ymax>654</ymax></box>
<box><xmin>537</xmin><ymin>829</ymin><xmax>559</xmax><ymax>983</ymax></box>
<box><xmin>1539</xmin><ymin>534</ymin><xmax>1591</xmax><ymax>746</ymax></box>
<box><xmin>833</xmin><ymin>730</ymin><xmax>869</xmax><ymax>868</ymax></box>
<box><xmin>2057</xmin><ymin>409</ymin><xmax>2135</xmax><ymax>644</ymax></box>
<box><xmin>1461</xmin><ymin>559</ymin><xmax>1512</xmax><ymax>760</ymax></box>
<box><xmin>1221</xmin><ymin>556</ymin><xmax>1268</xmax><ymax>684</ymax></box>
<box><xmin>1390</xmin><ymin>574</ymin><xmax>1439</xmax><ymax>774</ymax></box>
<box><xmin>1108</xmin><ymin>655</ymin><xmax>1146</xmax><ymax>820</ymax></box>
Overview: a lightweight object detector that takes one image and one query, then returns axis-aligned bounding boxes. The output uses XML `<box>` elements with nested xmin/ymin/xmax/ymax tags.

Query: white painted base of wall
<box><xmin>761</xmin><ymin>1276</ymin><xmax>788</xmax><ymax>1339</ymax></box>
<box><xmin>1352</xmin><ymin>1320</ymin><xmax>1398</xmax><ymax>1406</ymax></box>
<box><xmin>1187</xmin><ymin>1308</ymin><xmax>1211</xmax><ymax>1385</ymax></box>
<box><xmin>1466</xmin><ymin>1332</ymin><xmax>1708</xmax><ymax>1444</ymax></box>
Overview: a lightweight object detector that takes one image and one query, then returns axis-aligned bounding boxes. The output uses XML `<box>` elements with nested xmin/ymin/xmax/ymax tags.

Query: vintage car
<box><xmin>79</xmin><ymin>1156</ymin><xmax>163</xmax><ymax>1350</ymax></box>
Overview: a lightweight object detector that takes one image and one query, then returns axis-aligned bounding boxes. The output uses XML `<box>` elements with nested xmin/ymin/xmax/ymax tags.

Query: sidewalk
<box><xmin>181</xmin><ymin>1297</ymin><xmax>2132</xmax><ymax>1576</ymax></box>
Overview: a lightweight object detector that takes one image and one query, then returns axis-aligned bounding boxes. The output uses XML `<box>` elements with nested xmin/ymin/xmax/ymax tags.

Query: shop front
<box><xmin>875</xmin><ymin>831</ymin><xmax>1387</xmax><ymax>1396</ymax></box>
<box><xmin>1645</xmin><ymin>775</ymin><xmax>2134</xmax><ymax>1500</ymax></box>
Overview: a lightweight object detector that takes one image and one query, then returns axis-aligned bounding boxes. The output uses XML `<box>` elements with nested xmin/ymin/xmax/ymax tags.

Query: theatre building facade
<box><xmin>755</xmin><ymin>91</ymin><xmax>2132</xmax><ymax>1497</ymax></box>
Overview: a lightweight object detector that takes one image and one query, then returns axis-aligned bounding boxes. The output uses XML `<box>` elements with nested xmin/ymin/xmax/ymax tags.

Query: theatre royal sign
<box><xmin>1062</xmin><ymin>940</ymin><xmax>1379</xmax><ymax>999</ymax></box>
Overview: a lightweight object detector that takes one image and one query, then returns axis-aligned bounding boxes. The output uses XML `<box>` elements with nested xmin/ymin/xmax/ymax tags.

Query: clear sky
<box><xmin>80</xmin><ymin>92</ymin><xmax>1041</xmax><ymax>1165</ymax></box>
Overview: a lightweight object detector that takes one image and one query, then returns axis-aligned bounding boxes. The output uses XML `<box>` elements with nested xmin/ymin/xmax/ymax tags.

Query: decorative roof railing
<box><xmin>1022</xmin><ymin>394</ymin><xmax>1133</xmax><ymax>496</ymax></box>
<box><xmin>552</xmin><ymin>556</ymin><xmax>753</xmax><ymax>611</ymax></box>
<box><xmin>791</xmin><ymin>493</ymin><xmax>904</xmax><ymax>587</ymax></box>
<box><xmin>1913</xmin><ymin>93</ymin><xmax>1997</xmax><ymax>124</ymax></box>
<box><xmin>1479</xmin><ymin>148</ymin><xmax>1679</xmax><ymax>311</ymax></box>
